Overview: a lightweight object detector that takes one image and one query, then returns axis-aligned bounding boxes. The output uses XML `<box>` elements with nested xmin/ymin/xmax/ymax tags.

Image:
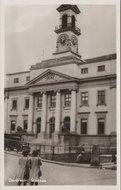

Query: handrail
<box><xmin>55</xmin><ymin>23</ymin><xmax>80</xmax><ymax>33</ymax></box>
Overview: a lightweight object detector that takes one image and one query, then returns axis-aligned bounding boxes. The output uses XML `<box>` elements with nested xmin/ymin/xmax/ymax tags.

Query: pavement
<box><xmin>5</xmin><ymin>152</ymin><xmax>116</xmax><ymax>185</ymax></box>
<box><xmin>4</xmin><ymin>150</ymin><xmax>117</xmax><ymax>170</ymax></box>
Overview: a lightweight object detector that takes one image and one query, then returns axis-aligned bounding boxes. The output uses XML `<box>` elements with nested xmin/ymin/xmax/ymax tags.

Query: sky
<box><xmin>5</xmin><ymin>4</ymin><xmax>116</xmax><ymax>74</ymax></box>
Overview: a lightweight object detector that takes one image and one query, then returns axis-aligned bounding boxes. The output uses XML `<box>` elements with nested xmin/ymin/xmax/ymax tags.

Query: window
<box><xmin>65</xmin><ymin>92</ymin><xmax>71</xmax><ymax>107</ymax></box>
<box><xmin>12</xmin><ymin>99</ymin><xmax>17</xmax><ymax>110</ymax></box>
<box><xmin>49</xmin><ymin>117</ymin><xmax>55</xmax><ymax>138</ymax></box>
<box><xmin>81</xmin><ymin>68</ymin><xmax>88</xmax><ymax>74</ymax></box>
<box><xmin>98</xmin><ymin>90</ymin><xmax>105</xmax><ymax>105</ymax></box>
<box><xmin>11</xmin><ymin>120</ymin><xmax>16</xmax><ymax>132</ymax></box>
<box><xmin>62</xmin><ymin>117</ymin><xmax>70</xmax><ymax>133</ymax></box>
<box><xmin>81</xmin><ymin>119</ymin><xmax>87</xmax><ymax>134</ymax></box>
<box><xmin>23</xmin><ymin>120</ymin><xmax>28</xmax><ymax>130</ymax></box>
<box><xmin>81</xmin><ymin>92</ymin><xmax>88</xmax><ymax>106</ymax></box>
<box><xmin>98</xmin><ymin>118</ymin><xmax>105</xmax><ymax>134</ymax></box>
<box><xmin>36</xmin><ymin>118</ymin><xmax>41</xmax><ymax>134</ymax></box>
<box><xmin>26</xmin><ymin>76</ymin><xmax>30</xmax><ymax>82</ymax></box>
<box><xmin>37</xmin><ymin>95</ymin><xmax>42</xmax><ymax>108</ymax></box>
<box><xmin>50</xmin><ymin>94</ymin><xmax>56</xmax><ymax>108</ymax></box>
<box><xmin>14</xmin><ymin>78</ymin><xmax>19</xmax><ymax>83</ymax></box>
<box><xmin>24</xmin><ymin>98</ymin><xmax>29</xmax><ymax>109</ymax></box>
<box><xmin>98</xmin><ymin>65</ymin><xmax>105</xmax><ymax>72</ymax></box>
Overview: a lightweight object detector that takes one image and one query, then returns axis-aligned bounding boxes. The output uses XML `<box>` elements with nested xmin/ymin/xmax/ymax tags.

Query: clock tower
<box><xmin>53</xmin><ymin>4</ymin><xmax>81</xmax><ymax>57</ymax></box>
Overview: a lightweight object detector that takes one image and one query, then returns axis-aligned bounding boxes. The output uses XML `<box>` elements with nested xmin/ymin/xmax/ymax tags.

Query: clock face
<box><xmin>59</xmin><ymin>35</ymin><xmax>68</xmax><ymax>46</ymax></box>
<box><xmin>71</xmin><ymin>36</ymin><xmax>78</xmax><ymax>46</ymax></box>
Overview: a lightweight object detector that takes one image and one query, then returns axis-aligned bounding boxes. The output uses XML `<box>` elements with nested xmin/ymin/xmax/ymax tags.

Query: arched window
<box><xmin>62</xmin><ymin>14</ymin><xmax>67</xmax><ymax>28</ymax></box>
<box><xmin>62</xmin><ymin>117</ymin><xmax>70</xmax><ymax>133</ymax></box>
<box><xmin>72</xmin><ymin>15</ymin><xmax>75</xmax><ymax>28</ymax></box>
<box><xmin>36</xmin><ymin>117</ymin><xmax>41</xmax><ymax>134</ymax></box>
<box><xmin>49</xmin><ymin>117</ymin><xmax>55</xmax><ymax>138</ymax></box>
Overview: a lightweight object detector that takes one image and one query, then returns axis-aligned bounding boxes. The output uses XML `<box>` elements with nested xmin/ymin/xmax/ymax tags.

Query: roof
<box><xmin>57</xmin><ymin>4</ymin><xmax>80</xmax><ymax>14</ymax></box>
<box><xmin>84</xmin><ymin>54</ymin><xmax>116</xmax><ymax>64</ymax></box>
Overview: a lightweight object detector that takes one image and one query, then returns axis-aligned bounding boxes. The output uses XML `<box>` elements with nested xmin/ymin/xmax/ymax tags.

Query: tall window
<box><xmin>12</xmin><ymin>99</ymin><xmax>17</xmax><ymax>110</ymax></box>
<box><xmin>98</xmin><ymin>118</ymin><xmax>105</xmax><ymax>134</ymax></box>
<box><xmin>11</xmin><ymin>120</ymin><xmax>16</xmax><ymax>132</ymax></box>
<box><xmin>81</xmin><ymin>68</ymin><xmax>88</xmax><ymax>74</ymax></box>
<box><xmin>98</xmin><ymin>90</ymin><xmax>105</xmax><ymax>105</ymax></box>
<box><xmin>81</xmin><ymin>92</ymin><xmax>88</xmax><ymax>106</ymax></box>
<box><xmin>24</xmin><ymin>98</ymin><xmax>29</xmax><ymax>109</ymax></box>
<box><xmin>97</xmin><ymin>65</ymin><xmax>105</xmax><ymax>72</ymax></box>
<box><xmin>62</xmin><ymin>14</ymin><xmax>67</xmax><ymax>28</ymax></box>
<box><xmin>37</xmin><ymin>95</ymin><xmax>42</xmax><ymax>108</ymax></box>
<box><xmin>62</xmin><ymin>117</ymin><xmax>70</xmax><ymax>133</ymax></box>
<box><xmin>14</xmin><ymin>78</ymin><xmax>19</xmax><ymax>83</ymax></box>
<box><xmin>49</xmin><ymin>117</ymin><xmax>55</xmax><ymax>138</ymax></box>
<box><xmin>65</xmin><ymin>92</ymin><xmax>71</xmax><ymax>107</ymax></box>
<box><xmin>36</xmin><ymin>118</ymin><xmax>41</xmax><ymax>134</ymax></box>
<box><xmin>50</xmin><ymin>94</ymin><xmax>56</xmax><ymax>108</ymax></box>
<box><xmin>81</xmin><ymin>119</ymin><xmax>87</xmax><ymax>134</ymax></box>
<box><xmin>23</xmin><ymin>120</ymin><xmax>28</xmax><ymax>130</ymax></box>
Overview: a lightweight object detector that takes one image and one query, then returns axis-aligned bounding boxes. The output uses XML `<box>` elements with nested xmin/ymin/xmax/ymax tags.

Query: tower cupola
<box><xmin>54</xmin><ymin>4</ymin><xmax>81</xmax><ymax>56</ymax></box>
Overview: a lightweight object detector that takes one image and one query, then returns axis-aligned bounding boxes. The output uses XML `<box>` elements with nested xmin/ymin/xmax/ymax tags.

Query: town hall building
<box><xmin>4</xmin><ymin>5</ymin><xmax>116</xmax><ymax>147</ymax></box>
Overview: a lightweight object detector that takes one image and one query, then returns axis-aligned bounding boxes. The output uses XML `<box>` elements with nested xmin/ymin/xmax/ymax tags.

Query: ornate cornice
<box><xmin>4</xmin><ymin>74</ymin><xmax>116</xmax><ymax>92</ymax></box>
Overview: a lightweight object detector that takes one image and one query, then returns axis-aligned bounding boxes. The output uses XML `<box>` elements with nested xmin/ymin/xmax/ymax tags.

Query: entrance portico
<box><xmin>27</xmin><ymin>70</ymin><xmax>79</xmax><ymax>143</ymax></box>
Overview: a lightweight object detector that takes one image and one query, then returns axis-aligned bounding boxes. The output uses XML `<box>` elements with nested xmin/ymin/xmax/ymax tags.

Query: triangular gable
<box><xmin>26</xmin><ymin>69</ymin><xmax>78</xmax><ymax>86</ymax></box>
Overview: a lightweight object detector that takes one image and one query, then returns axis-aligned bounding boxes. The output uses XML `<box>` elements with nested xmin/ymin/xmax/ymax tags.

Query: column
<box><xmin>4</xmin><ymin>95</ymin><xmax>9</xmax><ymax>133</ymax></box>
<box><xmin>55</xmin><ymin>91</ymin><xmax>61</xmax><ymax>132</ymax></box>
<box><xmin>41</xmin><ymin>92</ymin><xmax>47</xmax><ymax>132</ymax></box>
<box><xmin>70</xmin><ymin>90</ymin><xmax>77</xmax><ymax>132</ymax></box>
<box><xmin>28</xmin><ymin>93</ymin><xmax>34</xmax><ymax>132</ymax></box>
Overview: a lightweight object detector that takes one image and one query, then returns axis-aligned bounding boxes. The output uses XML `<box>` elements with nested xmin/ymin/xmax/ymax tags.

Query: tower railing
<box><xmin>55</xmin><ymin>23</ymin><xmax>81</xmax><ymax>35</ymax></box>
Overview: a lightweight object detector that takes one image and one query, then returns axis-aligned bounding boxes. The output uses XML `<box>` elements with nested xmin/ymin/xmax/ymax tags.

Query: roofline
<box><xmin>57</xmin><ymin>4</ymin><xmax>80</xmax><ymax>14</ymax></box>
<box><xmin>26</xmin><ymin>68</ymin><xmax>78</xmax><ymax>86</ymax></box>
<box><xmin>4</xmin><ymin>74</ymin><xmax>116</xmax><ymax>92</ymax></box>
<box><xmin>84</xmin><ymin>53</ymin><xmax>116</xmax><ymax>64</ymax></box>
<box><xmin>6</xmin><ymin>70</ymin><xmax>30</xmax><ymax>76</ymax></box>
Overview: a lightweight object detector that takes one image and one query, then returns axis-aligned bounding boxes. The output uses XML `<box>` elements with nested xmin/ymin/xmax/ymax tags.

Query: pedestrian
<box><xmin>15</xmin><ymin>150</ymin><xmax>31</xmax><ymax>186</ymax></box>
<box><xmin>76</xmin><ymin>144</ymin><xmax>85</xmax><ymax>163</ymax></box>
<box><xmin>29</xmin><ymin>150</ymin><xmax>42</xmax><ymax>185</ymax></box>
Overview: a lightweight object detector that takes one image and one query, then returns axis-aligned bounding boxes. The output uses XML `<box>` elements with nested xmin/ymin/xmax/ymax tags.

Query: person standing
<box><xmin>15</xmin><ymin>151</ymin><xmax>31</xmax><ymax>186</ymax></box>
<box><xmin>29</xmin><ymin>150</ymin><xmax>42</xmax><ymax>185</ymax></box>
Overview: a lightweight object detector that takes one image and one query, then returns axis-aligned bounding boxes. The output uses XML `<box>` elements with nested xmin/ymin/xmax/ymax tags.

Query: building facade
<box><xmin>4</xmin><ymin>5</ymin><xmax>116</xmax><ymax>146</ymax></box>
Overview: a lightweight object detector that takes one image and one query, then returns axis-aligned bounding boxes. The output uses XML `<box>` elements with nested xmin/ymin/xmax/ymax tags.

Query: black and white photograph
<box><xmin>1</xmin><ymin>0</ymin><xmax>120</xmax><ymax>189</ymax></box>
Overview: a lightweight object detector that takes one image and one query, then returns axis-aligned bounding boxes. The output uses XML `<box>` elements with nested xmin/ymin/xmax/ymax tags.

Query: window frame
<box><xmin>13</xmin><ymin>78</ymin><xmax>19</xmax><ymax>83</ymax></box>
<box><xmin>49</xmin><ymin>117</ymin><xmax>55</xmax><ymax>138</ymax></box>
<box><xmin>24</xmin><ymin>98</ymin><xmax>29</xmax><ymax>110</ymax></box>
<box><xmin>64</xmin><ymin>92</ymin><xmax>71</xmax><ymax>107</ymax></box>
<box><xmin>81</xmin><ymin>67</ymin><xmax>88</xmax><ymax>74</ymax></box>
<box><xmin>81</xmin><ymin>92</ymin><xmax>89</xmax><ymax>106</ymax></box>
<box><xmin>11</xmin><ymin>99</ymin><xmax>17</xmax><ymax>110</ymax></box>
<box><xmin>81</xmin><ymin>118</ymin><xmax>88</xmax><ymax>134</ymax></box>
<box><xmin>23</xmin><ymin>120</ymin><xmax>28</xmax><ymax>130</ymax></box>
<box><xmin>97</xmin><ymin>118</ymin><xmax>105</xmax><ymax>135</ymax></box>
<box><xmin>37</xmin><ymin>95</ymin><xmax>42</xmax><ymax>108</ymax></box>
<box><xmin>97</xmin><ymin>65</ymin><xmax>105</xmax><ymax>72</ymax></box>
<box><xmin>11</xmin><ymin>120</ymin><xmax>16</xmax><ymax>132</ymax></box>
<box><xmin>97</xmin><ymin>90</ymin><xmax>106</xmax><ymax>105</ymax></box>
<box><xmin>50</xmin><ymin>94</ymin><xmax>56</xmax><ymax>108</ymax></box>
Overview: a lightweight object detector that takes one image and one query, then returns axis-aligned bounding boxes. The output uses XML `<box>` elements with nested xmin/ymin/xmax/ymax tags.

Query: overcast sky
<box><xmin>5</xmin><ymin>4</ymin><xmax>116</xmax><ymax>74</ymax></box>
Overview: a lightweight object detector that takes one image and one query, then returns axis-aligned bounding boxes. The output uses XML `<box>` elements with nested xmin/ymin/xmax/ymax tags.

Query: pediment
<box><xmin>26</xmin><ymin>69</ymin><xmax>77</xmax><ymax>86</ymax></box>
